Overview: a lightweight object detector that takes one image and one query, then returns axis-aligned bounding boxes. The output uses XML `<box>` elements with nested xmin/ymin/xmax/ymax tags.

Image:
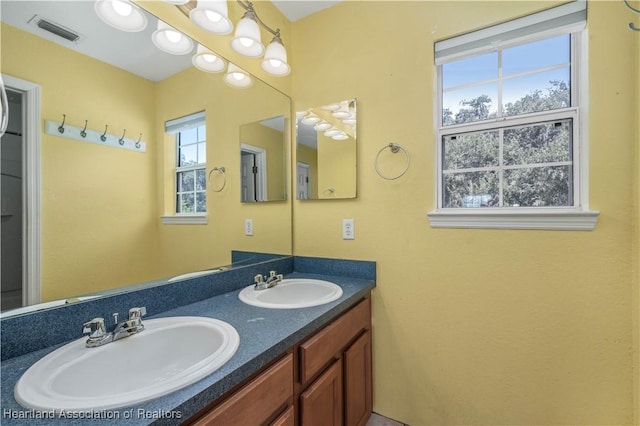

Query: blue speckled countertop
<box><xmin>0</xmin><ymin>270</ymin><xmax>375</xmax><ymax>425</ymax></box>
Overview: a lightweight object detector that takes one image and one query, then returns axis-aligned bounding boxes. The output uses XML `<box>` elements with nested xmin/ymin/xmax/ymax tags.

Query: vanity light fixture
<box><xmin>301</xmin><ymin>114</ymin><xmax>321</xmax><ymax>125</ymax></box>
<box><xmin>314</xmin><ymin>121</ymin><xmax>332</xmax><ymax>131</ymax></box>
<box><xmin>190</xmin><ymin>0</ymin><xmax>233</xmax><ymax>35</ymax></box>
<box><xmin>163</xmin><ymin>0</ymin><xmax>189</xmax><ymax>4</ymax></box>
<box><xmin>332</xmin><ymin>132</ymin><xmax>349</xmax><ymax>140</ymax></box>
<box><xmin>94</xmin><ymin>0</ymin><xmax>147</xmax><ymax>32</ymax></box>
<box><xmin>152</xmin><ymin>20</ymin><xmax>194</xmax><ymax>55</ymax></box>
<box><xmin>321</xmin><ymin>104</ymin><xmax>341</xmax><ymax>111</ymax></box>
<box><xmin>261</xmin><ymin>31</ymin><xmax>290</xmax><ymax>76</ymax></box>
<box><xmin>230</xmin><ymin>2</ymin><xmax>264</xmax><ymax>57</ymax></box>
<box><xmin>324</xmin><ymin>127</ymin><xmax>341</xmax><ymax>137</ymax></box>
<box><xmin>342</xmin><ymin>117</ymin><xmax>357</xmax><ymax>126</ymax></box>
<box><xmin>224</xmin><ymin>63</ymin><xmax>253</xmax><ymax>88</ymax></box>
<box><xmin>193</xmin><ymin>44</ymin><xmax>226</xmax><ymax>73</ymax></box>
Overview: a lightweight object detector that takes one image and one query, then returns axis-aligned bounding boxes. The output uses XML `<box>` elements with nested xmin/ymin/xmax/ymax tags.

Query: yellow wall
<box><xmin>291</xmin><ymin>1</ymin><xmax>639</xmax><ymax>424</ymax></box>
<box><xmin>317</xmin><ymin>134</ymin><xmax>356</xmax><ymax>198</ymax></box>
<box><xmin>1</xmin><ymin>24</ymin><xmax>160</xmax><ymax>301</ymax></box>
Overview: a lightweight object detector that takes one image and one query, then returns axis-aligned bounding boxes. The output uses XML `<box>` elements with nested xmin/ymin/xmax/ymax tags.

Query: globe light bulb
<box><xmin>112</xmin><ymin>0</ymin><xmax>132</xmax><ymax>16</ymax></box>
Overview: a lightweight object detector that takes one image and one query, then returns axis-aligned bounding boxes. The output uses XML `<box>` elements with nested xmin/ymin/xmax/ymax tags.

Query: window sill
<box><xmin>161</xmin><ymin>214</ymin><xmax>208</xmax><ymax>225</ymax></box>
<box><xmin>427</xmin><ymin>209</ymin><xmax>599</xmax><ymax>231</ymax></box>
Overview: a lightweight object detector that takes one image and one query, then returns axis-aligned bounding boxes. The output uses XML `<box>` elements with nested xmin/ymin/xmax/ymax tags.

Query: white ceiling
<box><xmin>270</xmin><ymin>0</ymin><xmax>343</xmax><ymax>22</ymax></box>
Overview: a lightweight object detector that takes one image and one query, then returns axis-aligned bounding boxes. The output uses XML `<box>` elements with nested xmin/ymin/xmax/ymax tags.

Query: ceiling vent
<box><xmin>28</xmin><ymin>15</ymin><xmax>82</xmax><ymax>43</ymax></box>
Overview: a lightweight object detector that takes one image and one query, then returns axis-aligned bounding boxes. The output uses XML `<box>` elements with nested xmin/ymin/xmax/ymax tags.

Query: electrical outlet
<box><xmin>342</xmin><ymin>219</ymin><xmax>355</xmax><ymax>240</ymax></box>
<box><xmin>245</xmin><ymin>219</ymin><xmax>253</xmax><ymax>236</ymax></box>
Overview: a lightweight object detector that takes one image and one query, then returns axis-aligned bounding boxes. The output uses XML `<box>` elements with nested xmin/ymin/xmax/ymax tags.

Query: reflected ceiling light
<box><xmin>164</xmin><ymin>0</ymin><xmax>189</xmax><ymax>4</ymax></box>
<box><xmin>152</xmin><ymin>20</ymin><xmax>194</xmax><ymax>55</ymax></box>
<box><xmin>324</xmin><ymin>127</ymin><xmax>341</xmax><ymax>137</ymax></box>
<box><xmin>296</xmin><ymin>111</ymin><xmax>308</xmax><ymax>119</ymax></box>
<box><xmin>193</xmin><ymin>44</ymin><xmax>226</xmax><ymax>73</ymax></box>
<box><xmin>261</xmin><ymin>31</ymin><xmax>290</xmax><ymax>76</ymax></box>
<box><xmin>321</xmin><ymin>104</ymin><xmax>340</xmax><ymax>111</ymax></box>
<box><xmin>230</xmin><ymin>3</ymin><xmax>264</xmax><ymax>57</ymax></box>
<box><xmin>332</xmin><ymin>132</ymin><xmax>349</xmax><ymax>140</ymax></box>
<box><xmin>224</xmin><ymin>63</ymin><xmax>253</xmax><ymax>88</ymax></box>
<box><xmin>94</xmin><ymin>0</ymin><xmax>147</xmax><ymax>32</ymax></box>
<box><xmin>314</xmin><ymin>121</ymin><xmax>331</xmax><ymax>131</ymax></box>
<box><xmin>301</xmin><ymin>115</ymin><xmax>321</xmax><ymax>125</ymax></box>
<box><xmin>190</xmin><ymin>0</ymin><xmax>233</xmax><ymax>35</ymax></box>
<box><xmin>342</xmin><ymin>117</ymin><xmax>357</xmax><ymax>126</ymax></box>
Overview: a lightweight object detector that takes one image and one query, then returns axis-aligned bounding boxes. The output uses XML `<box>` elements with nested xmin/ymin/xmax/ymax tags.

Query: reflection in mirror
<box><xmin>296</xmin><ymin>99</ymin><xmax>356</xmax><ymax>199</ymax></box>
<box><xmin>0</xmin><ymin>1</ymin><xmax>291</xmax><ymax>315</ymax></box>
<box><xmin>240</xmin><ymin>115</ymin><xmax>287</xmax><ymax>202</ymax></box>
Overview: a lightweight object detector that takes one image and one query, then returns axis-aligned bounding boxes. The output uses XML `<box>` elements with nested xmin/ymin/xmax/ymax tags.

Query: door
<box><xmin>297</xmin><ymin>162</ymin><xmax>310</xmax><ymax>200</ymax></box>
<box><xmin>1</xmin><ymin>89</ymin><xmax>23</xmax><ymax>310</ymax></box>
<box><xmin>300</xmin><ymin>360</ymin><xmax>343</xmax><ymax>426</ymax></box>
<box><xmin>241</xmin><ymin>152</ymin><xmax>257</xmax><ymax>202</ymax></box>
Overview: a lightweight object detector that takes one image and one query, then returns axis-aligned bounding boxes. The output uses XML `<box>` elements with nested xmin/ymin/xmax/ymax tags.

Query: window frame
<box><xmin>428</xmin><ymin>24</ymin><xmax>598</xmax><ymax>231</ymax></box>
<box><xmin>161</xmin><ymin>112</ymin><xmax>208</xmax><ymax>225</ymax></box>
<box><xmin>175</xmin><ymin>125</ymin><xmax>207</xmax><ymax>215</ymax></box>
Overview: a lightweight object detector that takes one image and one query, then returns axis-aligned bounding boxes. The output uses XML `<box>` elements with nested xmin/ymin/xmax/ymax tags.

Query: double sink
<box><xmin>14</xmin><ymin>278</ymin><xmax>343</xmax><ymax>413</ymax></box>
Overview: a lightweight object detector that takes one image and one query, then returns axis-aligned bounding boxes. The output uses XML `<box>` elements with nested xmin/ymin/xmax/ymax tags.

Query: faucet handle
<box><xmin>82</xmin><ymin>318</ymin><xmax>106</xmax><ymax>338</ymax></box>
<box><xmin>254</xmin><ymin>274</ymin><xmax>264</xmax><ymax>283</ymax></box>
<box><xmin>269</xmin><ymin>270</ymin><xmax>277</xmax><ymax>278</ymax></box>
<box><xmin>128</xmin><ymin>307</ymin><xmax>146</xmax><ymax>320</ymax></box>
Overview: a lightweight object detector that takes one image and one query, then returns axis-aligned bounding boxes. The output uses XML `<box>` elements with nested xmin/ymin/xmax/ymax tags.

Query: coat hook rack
<box><xmin>624</xmin><ymin>0</ymin><xmax>640</xmax><ymax>31</ymax></box>
<box><xmin>44</xmin><ymin>119</ymin><xmax>146</xmax><ymax>153</ymax></box>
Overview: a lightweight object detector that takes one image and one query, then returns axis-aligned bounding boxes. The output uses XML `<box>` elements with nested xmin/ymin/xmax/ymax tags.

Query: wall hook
<box><xmin>80</xmin><ymin>120</ymin><xmax>88</xmax><ymax>138</ymax></box>
<box><xmin>623</xmin><ymin>0</ymin><xmax>640</xmax><ymax>31</ymax></box>
<box><xmin>100</xmin><ymin>125</ymin><xmax>108</xmax><ymax>142</ymax></box>
<box><xmin>118</xmin><ymin>129</ymin><xmax>126</xmax><ymax>146</ymax></box>
<box><xmin>135</xmin><ymin>133</ymin><xmax>142</xmax><ymax>149</ymax></box>
<box><xmin>58</xmin><ymin>114</ymin><xmax>66</xmax><ymax>134</ymax></box>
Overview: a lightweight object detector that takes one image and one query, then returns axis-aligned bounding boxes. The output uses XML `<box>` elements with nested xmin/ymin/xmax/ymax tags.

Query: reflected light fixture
<box><xmin>342</xmin><ymin>117</ymin><xmax>357</xmax><ymax>126</ymax></box>
<box><xmin>224</xmin><ymin>63</ymin><xmax>253</xmax><ymax>88</ymax></box>
<box><xmin>332</xmin><ymin>132</ymin><xmax>349</xmax><ymax>140</ymax></box>
<box><xmin>230</xmin><ymin>3</ymin><xmax>264</xmax><ymax>57</ymax></box>
<box><xmin>301</xmin><ymin>114</ymin><xmax>321</xmax><ymax>125</ymax></box>
<box><xmin>314</xmin><ymin>121</ymin><xmax>332</xmax><ymax>131</ymax></box>
<box><xmin>94</xmin><ymin>0</ymin><xmax>147</xmax><ymax>32</ymax></box>
<box><xmin>152</xmin><ymin>20</ymin><xmax>194</xmax><ymax>55</ymax></box>
<box><xmin>163</xmin><ymin>0</ymin><xmax>189</xmax><ymax>4</ymax></box>
<box><xmin>190</xmin><ymin>0</ymin><xmax>233</xmax><ymax>35</ymax></box>
<box><xmin>324</xmin><ymin>127</ymin><xmax>341</xmax><ymax>137</ymax></box>
<box><xmin>193</xmin><ymin>44</ymin><xmax>226</xmax><ymax>73</ymax></box>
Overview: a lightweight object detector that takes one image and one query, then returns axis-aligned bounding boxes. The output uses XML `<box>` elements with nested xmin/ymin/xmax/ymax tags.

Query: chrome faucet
<box><xmin>82</xmin><ymin>307</ymin><xmax>147</xmax><ymax>348</ymax></box>
<box><xmin>254</xmin><ymin>271</ymin><xmax>283</xmax><ymax>290</ymax></box>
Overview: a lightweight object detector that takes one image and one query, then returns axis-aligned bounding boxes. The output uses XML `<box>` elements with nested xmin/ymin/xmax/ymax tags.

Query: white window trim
<box><xmin>161</xmin><ymin>214</ymin><xmax>208</xmax><ymax>225</ymax></box>
<box><xmin>428</xmin><ymin>17</ymin><xmax>599</xmax><ymax>231</ymax></box>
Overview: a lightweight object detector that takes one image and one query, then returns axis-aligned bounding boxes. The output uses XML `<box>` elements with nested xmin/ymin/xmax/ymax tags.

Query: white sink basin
<box><xmin>14</xmin><ymin>316</ymin><xmax>239</xmax><ymax>412</ymax></box>
<box><xmin>239</xmin><ymin>278</ymin><xmax>343</xmax><ymax>309</ymax></box>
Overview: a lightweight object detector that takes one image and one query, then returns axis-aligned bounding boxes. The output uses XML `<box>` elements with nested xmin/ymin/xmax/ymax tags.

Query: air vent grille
<box><xmin>31</xmin><ymin>16</ymin><xmax>80</xmax><ymax>42</ymax></box>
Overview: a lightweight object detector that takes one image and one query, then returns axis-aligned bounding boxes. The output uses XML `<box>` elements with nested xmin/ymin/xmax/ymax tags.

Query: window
<box><xmin>429</xmin><ymin>1</ymin><xmax>598</xmax><ymax>230</ymax></box>
<box><xmin>162</xmin><ymin>111</ymin><xmax>207</xmax><ymax>224</ymax></box>
<box><xmin>176</xmin><ymin>124</ymin><xmax>206</xmax><ymax>214</ymax></box>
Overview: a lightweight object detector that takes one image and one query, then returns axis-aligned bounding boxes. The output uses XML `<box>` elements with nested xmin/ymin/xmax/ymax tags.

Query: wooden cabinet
<box><xmin>191</xmin><ymin>354</ymin><xmax>293</xmax><ymax>426</ymax></box>
<box><xmin>185</xmin><ymin>294</ymin><xmax>372</xmax><ymax>426</ymax></box>
<box><xmin>298</xmin><ymin>297</ymin><xmax>372</xmax><ymax>426</ymax></box>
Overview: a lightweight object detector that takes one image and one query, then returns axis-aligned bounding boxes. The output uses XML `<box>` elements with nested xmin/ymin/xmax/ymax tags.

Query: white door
<box><xmin>297</xmin><ymin>163</ymin><xmax>310</xmax><ymax>200</ymax></box>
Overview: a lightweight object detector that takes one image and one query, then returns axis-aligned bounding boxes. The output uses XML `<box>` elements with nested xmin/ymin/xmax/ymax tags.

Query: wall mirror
<box><xmin>240</xmin><ymin>115</ymin><xmax>287</xmax><ymax>202</ymax></box>
<box><xmin>296</xmin><ymin>99</ymin><xmax>357</xmax><ymax>199</ymax></box>
<box><xmin>0</xmin><ymin>0</ymin><xmax>292</xmax><ymax>316</ymax></box>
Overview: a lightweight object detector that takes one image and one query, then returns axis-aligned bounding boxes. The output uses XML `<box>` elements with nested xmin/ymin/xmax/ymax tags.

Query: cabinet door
<box><xmin>344</xmin><ymin>331</ymin><xmax>372</xmax><ymax>426</ymax></box>
<box><xmin>300</xmin><ymin>360</ymin><xmax>343</xmax><ymax>426</ymax></box>
<box><xmin>271</xmin><ymin>406</ymin><xmax>295</xmax><ymax>426</ymax></box>
<box><xmin>193</xmin><ymin>354</ymin><xmax>293</xmax><ymax>426</ymax></box>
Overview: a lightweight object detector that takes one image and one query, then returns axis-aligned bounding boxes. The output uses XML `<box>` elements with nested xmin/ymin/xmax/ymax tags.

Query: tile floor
<box><xmin>367</xmin><ymin>412</ymin><xmax>408</xmax><ymax>426</ymax></box>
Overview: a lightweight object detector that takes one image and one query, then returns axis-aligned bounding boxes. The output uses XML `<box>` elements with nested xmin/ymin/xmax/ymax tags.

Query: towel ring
<box><xmin>374</xmin><ymin>143</ymin><xmax>410</xmax><ymax>180</ymax></box>
<box><xmin>208</xmin><ymin>167</ymin><xmax>226</xmax><ymax>192</ymax></box>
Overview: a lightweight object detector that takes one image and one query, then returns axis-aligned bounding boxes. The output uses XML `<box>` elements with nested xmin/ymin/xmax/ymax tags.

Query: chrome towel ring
<box><xmin>374</xmin><ymin>143</ymin><xmax>410</xmax><ymax>180</ymax></box>
<box><xmin>208</xmin><ymin>167</ymin><xmax>227</xmax><ymax>192</ymax></box>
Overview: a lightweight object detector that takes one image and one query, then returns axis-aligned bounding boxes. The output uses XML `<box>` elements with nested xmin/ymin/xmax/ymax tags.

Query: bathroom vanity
<box><xmin>188</xmin><ymin>296</ymin><xmax>371</xmax><ymax>426</ymax></box>
<box><xmin>0</xmin><ymin>256</ymin><xmax>375</xmax><ymax>426</ymax></box>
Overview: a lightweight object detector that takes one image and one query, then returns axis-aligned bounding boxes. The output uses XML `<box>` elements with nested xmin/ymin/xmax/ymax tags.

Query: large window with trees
<box><xmin>429</xmin><ymin>1</ymin><xmax>598</xmax><ymax>230</ymax></box>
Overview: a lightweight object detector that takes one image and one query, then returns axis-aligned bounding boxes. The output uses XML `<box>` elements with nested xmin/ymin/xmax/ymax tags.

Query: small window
<box><xmin>176</xmin><ymin>124</ymin><xmax>206</xmax><ymax>214</ymax></box>
<box><xmin>429</xmin><ymin>1</ymin><xmax>598</xmax><ymax>230</ymax></box>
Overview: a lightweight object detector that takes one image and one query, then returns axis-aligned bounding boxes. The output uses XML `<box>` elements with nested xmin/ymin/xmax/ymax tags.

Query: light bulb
<box><xmin>232</xmin><ymin>72</ymin><xmax>245</xmax><ymax>81</ymax></box>
<box><xmin>165</xmin><ymin>30</ymin><xmax>182</xmax><ymax>43</ymax></box>
<box><xmin>202</xmin><ymin>54</ymin><xmax>217</xmax><ymax>63</ymax></box>
<box><xmin>112</xmin><ymin>0</ymin><xmax>132</xmax><ymax>16</ymax></box>
<box><xmin>239</xmin><ymin>37</ymin><xmax>254</xmax><ymax>48</ymax></box>
<box><xmin>268</xmin><ymin>59</ymin><xmax>283</xmax><ymax>68</ymax></box>
<box><xmin>204</xmin><ymin>9</ymin><xmax>222</xmax><ymax>22</ymax></box>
